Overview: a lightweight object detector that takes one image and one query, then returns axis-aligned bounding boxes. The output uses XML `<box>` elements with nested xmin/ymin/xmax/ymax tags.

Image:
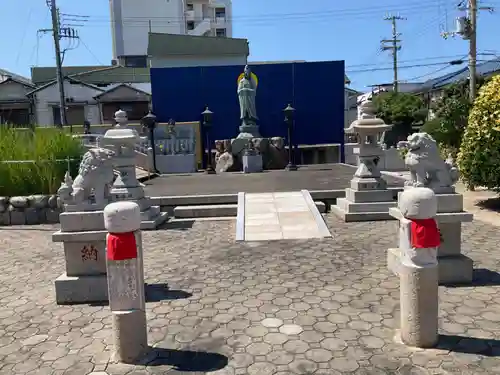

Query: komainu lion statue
<box><xmin>398</xmin><ymin>132</ymin><xmax>459</xmax><ymax>191</ymax></box>
<box><xmin>58</xmin><ymin>148</ymin><xmax>115</xmax><ymax>206</ymax></box>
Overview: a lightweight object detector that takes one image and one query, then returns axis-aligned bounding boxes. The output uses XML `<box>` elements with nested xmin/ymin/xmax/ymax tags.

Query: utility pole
<box><xmin>442</xmin><ymin>0</ymin><xmax>493</xmax><ymax>103</ymax></box>
<box><xmin>39</xmin><ymin>1</ymin><xmax>81</xmax><ymax>128</ymax></box>
<box><xmin>381</xmin><ymin>15</ymin><xmax>405</xmax><ymax>93</ymax></box>
<box><xmin>49</xmin><ymin>0</ymin><xmax>66</xmax><ymax>127</ymax></box>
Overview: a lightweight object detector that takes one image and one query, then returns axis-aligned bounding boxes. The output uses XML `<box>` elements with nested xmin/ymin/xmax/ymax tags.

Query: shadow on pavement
<box><xmin>145</xmin><ymin>283</ymin><xmax>193</xmax><ymax>302</ymax></box>
<box><xmin>146</xmin><ymin>347</ymin><xmax>228</xmax><ymax>371</ymax></box>
<box><xmin>437</xmin><ymin>335</ymin><xmax>500</xmax><ymax>356</ymax></box>
<box><xmin>443</xmin><ymin>268</ymin><xmax>500</xmax><ymax>288</ymax></box>
<box><xmin>477</xmin><ymin>197</ymin><xmax>500</xmax><ymax>212</ymax></box>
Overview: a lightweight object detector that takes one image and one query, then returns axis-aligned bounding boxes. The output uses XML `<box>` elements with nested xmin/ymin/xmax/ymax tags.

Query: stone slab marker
<box><xmin>104</xmin><ymin>201</ymin><xmax>148</xmax><ymax>363</ymax></box>
<box><xmin>393</xmin><ymin>188</ymin><xmax>439</xmax><ymax>347</ymax></box>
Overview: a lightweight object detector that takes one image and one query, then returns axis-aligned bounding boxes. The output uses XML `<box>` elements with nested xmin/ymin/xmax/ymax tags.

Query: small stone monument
<box><xmin>242</xmin><ymin>139</ymin><xmax>263</xmax><ymax>173</ymax></box>
<box><xmin>104</xmin><ymin>201</ymin><xmax>148</xmax><ymax>363</ymax></box>
<box><xmin>332</xmin><ymin>99</ymin><xmax>397</xmax><ymax>221</ymax></box>
<box><xmin>101</xmin><ymin>109</ymin><xmax>168</xmax><ymax>230</ymax></box>
<box><xmin>388</xmin><ymin>132</ymin><xmax>474</xmax><ymax>284</ymax></box>
<box><xmin>394</xmin><ymin>188</ymin><xmax>439</xmax><ymax>348</ymax></box>
<box><xmin>52</xmin><ymin>147</ymin><xmax>116</xmax><ymax>304</ymax></box>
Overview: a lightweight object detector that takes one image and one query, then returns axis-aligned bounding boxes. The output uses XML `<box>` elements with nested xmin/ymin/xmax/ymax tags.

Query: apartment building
<box><xmin>110</xmin><ymin>0</ymin><xmax>232</xmax><ymax>67</ymax></box>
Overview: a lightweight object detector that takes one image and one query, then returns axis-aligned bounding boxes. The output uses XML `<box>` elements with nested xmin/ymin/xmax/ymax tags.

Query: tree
<box><xmin>457</xmin><ymin>75</ymin><xmax>500</xmax><ymax>190</ymax></box>
<box><xmin>373</xmin><ymin>92</ymin><xmax>427</xmax><ymax>147</ymax></box>
<box><xmin>421</xmin><ymin>80</ymin><xmax>483</xmax><ymax>159</ymax></box>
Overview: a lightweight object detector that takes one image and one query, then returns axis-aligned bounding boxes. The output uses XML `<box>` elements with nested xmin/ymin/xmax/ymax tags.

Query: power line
<box><xmin>346</xmin><ymin>61</ymin><xmax>465</xmax><ymax>74</ymax></box>
<box><xmin>402</xmin><ymin>55</ymin><xmax>468</xmax><ymax>81</ymax></box>
<box><xmin>65</xmin><ymin>1</ymin><xmax>448</xmax><ymax>29</ymax></box>
<box><xmin>79</xmin><ymin>39</ymin><xmax>103</xmax><ymax>65</ymax></box>
<box><xmin>15</xmin><ymin>5</ymin><xmax>34</xmax><ymax>66</ymax></box>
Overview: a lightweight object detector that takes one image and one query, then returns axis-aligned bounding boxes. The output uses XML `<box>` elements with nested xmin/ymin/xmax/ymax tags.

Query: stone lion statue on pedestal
<box><xmin>58</xmin><ymin>148</ymin><xmax>115</xmax><ymax>206</ymax></box>
<box><xmin>398</xmin><ymin>132</ymin><xmax>459</xmax><ymax>191</ymax></box>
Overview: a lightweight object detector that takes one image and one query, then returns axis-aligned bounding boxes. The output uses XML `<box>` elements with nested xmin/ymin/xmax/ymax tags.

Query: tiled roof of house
<box><xmin>419</xmin><ymin>57</ymin><xmax>500</xmax><ymax>91</ymax></box>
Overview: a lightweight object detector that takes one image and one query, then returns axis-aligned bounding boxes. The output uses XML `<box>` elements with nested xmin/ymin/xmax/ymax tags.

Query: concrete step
<box><xmin>174</xmin><ymin>201</ymin><xmax>326</xmax><ymax>219</ymax></box>
<box><xmin>174</xmin><ymin>204</ymin><xmax>238</xmax><ymax>218</ymax></box>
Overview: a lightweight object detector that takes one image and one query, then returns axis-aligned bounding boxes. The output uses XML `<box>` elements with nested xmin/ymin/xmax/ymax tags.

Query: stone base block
<box><xmin>331</xmin><ymin>205</ymin><xmax>395</xmax><ymax>222</ymax></box>
<box><xmin>400</xmin><ymin>262</ymin><xmax>438</xmax><ymax>348</ymax></box>
<box><xmin>111</xmin><ymin>310</ymin><xmax>148</xmax><ymax>364</ymax></box>
<box><xmin>140</xmin><ymin>211</ymin><xmax>169</xmax><ymax>230</ymax></box>
<box><xmin>439</xmin><ymin>255</ymin><xmax>474</xmax><ymax>284</ymax></box>
<box><xmin>60</xmin><ymin>211</ymin><xmax>104</xmax><ymax>232</ymax></box>
<box><xmin>345</xmin><ymin>188</ymin><xmax>394</xmax><ymax>203</ymax></box>
<box><xmin>336</xmin><ymin>197</ymin><xmax>397</xmax><ymax>213</ymax></box>
<box><xmin>63</xmin><ymin>241</ymin><xmax>106</xmax><ymax>276</ymax></box>
<box><xmin>388</xmin><ymin>248</ymin><xmax>474</xmax><ymax>285</ymax></box>
<box><xmin>54</xmin><ymin>273</ymin><xmax>108</xmax><ymax>304</ymax></box>
<box><xmin>350</xmin><ymin>177</ymin><xmax>387</xmax><ymax>191</ymax></box>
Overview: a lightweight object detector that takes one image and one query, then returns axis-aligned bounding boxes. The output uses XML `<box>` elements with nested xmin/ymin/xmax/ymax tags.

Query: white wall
<box><xmin>150</xmin><ymin>54</ymin><xmax>247</xmax><ymax>68</ymax></box>
<box><xmin>111</xmin><ymin>0</ymin><xmax>233</xmax><ymax>58</ymax></box>
<box><xmin>32</xmin><ymin>80</ymin><xmax>102</xmax><ymax>126</ymax></box>
<box><xmin>114</xmin><ymin>0</ymin><xmax>185</xmax><ymax>57</ymax></box>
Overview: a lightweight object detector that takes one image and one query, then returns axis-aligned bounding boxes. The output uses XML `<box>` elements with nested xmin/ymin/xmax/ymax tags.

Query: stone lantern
<box><xmin>347</xmin><ymin>100</ymin><xmax>392</xmax><ymax>190</ymax></box>
<box><xmin>332</xmin><ymin>99</ymin><xmax>397</xmax><ymax>221</ymax></box>
<box><xmin>101</xmin><ymin>109</ymin><xmax>167</xmax><ymax>229</ymax></box>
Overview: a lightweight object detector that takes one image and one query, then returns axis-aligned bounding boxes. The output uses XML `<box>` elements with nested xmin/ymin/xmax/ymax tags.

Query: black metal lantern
<box><xmin>202</xmin><ymin>107</ymin><xmax>215</xmax><ymax>174</ymax></box>
<box><xmin>283</xmin><ymin>104</ymin><xmax>297</xmax><ymax>171</ymax></box>
<box><xmin>142</xmin><ymin>111</ymin><xmax>159</xmax><ymax>174</ymax></box>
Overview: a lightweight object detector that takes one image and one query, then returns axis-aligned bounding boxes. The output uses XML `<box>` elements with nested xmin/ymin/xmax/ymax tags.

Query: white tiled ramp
<box><xmin>236</xmin><ymin>190</ymin><xmax>332</xmax><ymax>241</ymax></box>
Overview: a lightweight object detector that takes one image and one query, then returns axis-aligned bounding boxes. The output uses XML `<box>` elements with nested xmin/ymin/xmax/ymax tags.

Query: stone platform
<box><xmin>143</xmin><ymin>163</ymin><xmax>404</xmax><ymax>197</ymax></box>
<box><xmin>1</xmin><ymin>217</ymin><xmax>499</xmax><ymax>374</ymax></box>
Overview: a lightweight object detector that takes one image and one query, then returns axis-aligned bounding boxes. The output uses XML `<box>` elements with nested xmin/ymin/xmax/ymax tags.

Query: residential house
<box><xmin>415</xmin><ymin>57</ymin><xmax>500</xmax><ymax>118</ymax></box>
<box><xmin>27</xmin><ymin>77</ymin><xmax>104</xmax><ymax>125</ymax></box>
<box><xmin>29</xmin><ymin>65</ymin><xmax>152</xmax><ymax>126</ymax></box>
<box><xmin>0</xmin><ymin>69</ymin><xmax>35</xmax><ymax>125</ymax></box>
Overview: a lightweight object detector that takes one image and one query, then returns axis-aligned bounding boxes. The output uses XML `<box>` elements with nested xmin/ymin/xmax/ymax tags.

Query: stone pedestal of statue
<box><xmin>388</xmin><ymin>190</ymin><xmax>474</xmax><ymax>284</ymax></box>
<box><xmin>388</xmin><ymin>132</ymin><xmax>474</xmax><ymax>284</ymax></box>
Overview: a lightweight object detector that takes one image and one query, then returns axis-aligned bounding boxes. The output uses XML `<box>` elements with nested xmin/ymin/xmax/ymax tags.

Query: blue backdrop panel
<box><xmin>150</xmin><ymin>60</ymin><xmax>345</xmax><ymax>147</ymax></box>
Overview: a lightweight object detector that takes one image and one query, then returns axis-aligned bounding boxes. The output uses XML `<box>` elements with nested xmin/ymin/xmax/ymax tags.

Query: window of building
<box><xmin>215</xmin><ymin>7</ymin><xmax>226</xmax><ymax>18</ymax></box>
<box><xmin>215</xmin><ymin>28</ymin><xmax>226</xmax><ymax>37</ymax></box>
<box><xmin>124</xmin><ymin>55</ymin><xmax>148</xmax><ymax>68</ymax></box>
<box><xmin>187</xmin><ymin>21</ymin><xmax>195</xmax><ymax>30</ymax></box>
<box><xmin>186</xmin><ymin>3</ymin><xmax>194</xmax><ymax>10</ymax></box>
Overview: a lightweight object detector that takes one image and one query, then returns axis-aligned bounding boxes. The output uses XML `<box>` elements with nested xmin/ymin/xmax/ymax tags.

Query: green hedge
<box><xmin>0</xmin><ymin>127</ymin><xmax>83</xmax><ymax>196</ymax></box>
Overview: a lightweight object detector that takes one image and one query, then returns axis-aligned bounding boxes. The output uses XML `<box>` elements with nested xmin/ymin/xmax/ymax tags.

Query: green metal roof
<box><xmin>148</xmin><ymin>32</ymin><xmax>249</xmax><ymax>57</ymax></box>
<box><xmin>30</xmin><ymin>65</ymin><xmax>151</xmax><ymax>85</ymax></box>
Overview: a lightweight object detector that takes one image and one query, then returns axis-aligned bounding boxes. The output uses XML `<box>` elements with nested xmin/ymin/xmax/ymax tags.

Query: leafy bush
<box><xmin>421</xmin><ymin>82</ymin><xmax>472</xmax><ymax>159</ymax></box>
<box><xmin>457</xmin><ymin>75</ymin><xmax>500</xmax><ymax>190</ymax></box>
<box><xmin>373</xmin><ymin>92</ymin><xmax>427</xmax><ymax>147</ymax></box>
<box><xmin>0</xmin><ymin>127</ymin><xmax>83</xmax><ymax>196</ymax></box>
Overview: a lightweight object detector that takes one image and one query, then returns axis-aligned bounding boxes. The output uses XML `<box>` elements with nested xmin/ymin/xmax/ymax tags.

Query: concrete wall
<box><xmin>150</xmin><ymin>54</ymin><xmax>247</xmax><ymax>68</ymax></box>
<box><xmin>32</xmin><ymin>80</ymin><xmax>102</xmax><ymax>126</ymax></box>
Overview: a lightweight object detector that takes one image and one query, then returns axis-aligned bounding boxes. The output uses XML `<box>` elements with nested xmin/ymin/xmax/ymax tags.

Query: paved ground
<box><xmin>1</xmin><ymin>215</ymin><xmax>500</xmax><ymax>374</ymax></box>
<box><xmin>142</xmin><ymin>164</ymin><xmax>404</xmax><ymax>197</ymax></box>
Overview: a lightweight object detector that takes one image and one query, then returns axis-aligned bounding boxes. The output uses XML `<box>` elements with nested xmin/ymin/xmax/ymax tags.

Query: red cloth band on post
<box><xmin>410</xmin><ymin>219</ymin><xmax>441</xmax><ymax>248</ymax></box>
<box><xmin>107</xmin><ymin>232</ymin><xmax>138</xmax><ymax>261</ymax></box>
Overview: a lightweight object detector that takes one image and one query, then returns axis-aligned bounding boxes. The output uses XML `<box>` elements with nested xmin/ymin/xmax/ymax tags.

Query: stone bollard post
<box><xmin>104</xmin><ymin>201</ymin><xmax>148</xmax><ymax>363</ymax></box>
<box><xmin>398</xmin><ymin>188</ymin><xmax>440</xmax><ymax>348</ymax></box>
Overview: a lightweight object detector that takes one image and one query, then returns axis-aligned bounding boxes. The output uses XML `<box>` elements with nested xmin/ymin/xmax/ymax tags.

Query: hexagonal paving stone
<box><xmin>263</xmin><ymin>333</ymin><xmax>289</xmax><ymax>345</ymax></box>
<box><xmin>279</xmin><ymin>324</ymin><xmax>303</xmax><ymax>335</ymax></box>
<box><xmin>261</xmin><ymin>318</ymin><xmax>283</xmax><ymax>328</ymax></box>
<box><xmin>246</xmin><ymin>342</ymin><xmax>272</xmax><ymax>356</ymax></box>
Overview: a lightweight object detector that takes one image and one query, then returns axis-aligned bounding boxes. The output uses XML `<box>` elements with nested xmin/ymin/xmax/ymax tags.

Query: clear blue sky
<box><xmin>1</xmin><ymin>0</ymin><xmax>499</xmax><ymax>91</ymax></box>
